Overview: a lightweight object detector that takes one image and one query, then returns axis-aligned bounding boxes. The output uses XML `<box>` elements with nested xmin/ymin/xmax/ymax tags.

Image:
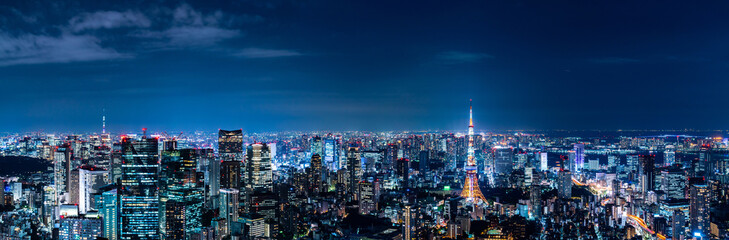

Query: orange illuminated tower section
<box><xmin>460</xmin><ymin>100</ymin><xmax>486</xmax><ymax>202</ymax></box>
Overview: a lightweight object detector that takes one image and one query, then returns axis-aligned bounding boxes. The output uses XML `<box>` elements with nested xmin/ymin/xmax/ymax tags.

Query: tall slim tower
<box><xmin>460</xmin><ymin>100</ymin><xmax>486</xmax><ymax>202</ymax></box>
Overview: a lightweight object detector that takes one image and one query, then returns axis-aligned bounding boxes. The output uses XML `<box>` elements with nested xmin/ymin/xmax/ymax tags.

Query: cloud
<box><xmin>69</xmin><ymin>10</ymin><xmax>151</xmax><ymax>32</ymax></box>
<box><xmin>589</xmin><ymin>57</ymin><xmax>641</xmax><ymax>64</ymax></box>
<box><xmin>0</xmin><ymin>32</ymin><xmax>128</xmax><ymax>66</ymax></box>
<box><xmin>133</xmin><ymin>4</ymin><xmax>242</xmax><ymax>48</ymax></box>
<box><xmin>234</xmin><ymin>48</ymin><xmax>302</xmax><ymax>58</ymax></box>
<box><xmin>436</xmin><ymin>51</ymin><xmax>493</xmax><ymax>64</ymax></box>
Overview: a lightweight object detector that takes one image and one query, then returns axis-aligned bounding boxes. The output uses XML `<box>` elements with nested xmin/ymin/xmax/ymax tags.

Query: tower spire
<box><xmin>469</xmin><ymin>99</ymin><xmax>473</xmax><ymax>127</ymax></box>
<box><xmin>102</xmin><ymin>108</ymin><xmax>106</xmax><ymax>134</ymax></box>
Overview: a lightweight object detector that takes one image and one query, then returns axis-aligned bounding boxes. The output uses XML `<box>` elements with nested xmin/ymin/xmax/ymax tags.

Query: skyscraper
<box><xmin>219</xmin><ymin>188</ymin><xmax>239</xmax><ymax>237</ymax></box>
<box><xmin>573</xmin><ymin>144</ymin><xmax>585</xmax><ymax>172</ymax></box>
<box><xmin>558</xmin><ymin>169</ymin><xmax>572</xmax><ymax>199</ymax></box>
<box><xmin>98</xmin><ymin>185</ymin><xmax>119</xmax><ymax>240</ymax></box>
<box><xmin>54</xmin><ymin>144</ymin><xmax>72</xmax><ymax>206</ymax></box>
<box><xmin>311</xmin><ymin>136</ymin><xmax>323</xmax><ymax>156</ymax></box>
<box><xmin>309</xmin><ymin>153</ymin><xmax>323</xmax><ymax>194</ymax></box>
<box><xmin>160</xmin><ymin>148</ymin><xmax>203</xmax><ymax>239</ymax></box>
<box><xmin>460</xmin><ymin>100</ymin><xmax>486</xmax><ymax>202</ymax></box>
<box><xmin>120</xmin><ymin>136</ymin><xmax>160</xmax><ymax>240</ymax></box>
<box><xmin>660</xmin><ymin>167</ymin><xmax>686</xmax><ymax>199</ymax></box>
<box><xmin>218</xmin><ymin>129</ymin><xmax>243</xmax><ymax>158</ymax></box>
<box><xmin>639</xmin><ymin>154</ymin><xmax>656</xmax><ymax>195</ymax></box>
<box><xmin>358</xmin><ymin>178</ymin><xmax>379</xmax><ymax>215</ymax></box>
<box><xmin>346</xmin><ymin>146</ymin><xmax>361</xmax><ymax>200</ymax></box>
<box><xmin>323</xmin><ymin>138</ymin><xmax>338</xmax><ymax>170</ymax></box>
<box><xmin>220</xmin><ymin>161</ymin><xmax>241</xmax><ymax>190</ymax></box>
<box><xmin>246</xmin><ymin>143</ymin><xmax>273</xmax><ymax>193</ymax></box>
<box><xmin>689</xmin><ymin>181</ymin><xmax>709</xmax><ymax>236</ymax></box>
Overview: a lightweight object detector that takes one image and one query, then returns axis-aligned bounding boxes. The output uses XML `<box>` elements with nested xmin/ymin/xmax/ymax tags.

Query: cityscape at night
<box><xmin>1</xmin><ymin>1</ymin><xmax>729</xmax><ymax>240</ymax></box>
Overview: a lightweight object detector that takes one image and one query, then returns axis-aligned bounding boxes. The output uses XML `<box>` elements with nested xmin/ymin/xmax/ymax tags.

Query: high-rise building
<box><xmin>311</xmin><ymin>136</ymin><xmax>323</xmax><ymax>156</ymax></box>
<box><xmin>558</xmin><ymin>169</ymin><xmax>572</xmax><ymax>199</ymax></box>
<box><xmin>58</xmin><ymin>215</ymin><xmax>103</xmax><ymax>240</ymax></box>
<box><xmin>660</xmin><ymin>167</ymin><xmax>686</xmax><ymax>199</ymax></box>
<box><xmin>323</xmin><ymin>138</ymin><xmax>338</xmax><ymax>170</ymax></box>
<box><xmin>246</xmin><ymin>143</ymin><xmax>273</xmax><ymax>193</ymax></box>
<box><xmin>664</xmin><ymin>145</ymin><xmax>676</xmax><ymax>166</ymax></box>
<box><xmin>396</xmin><ymin>158</ymin><xmax>409</xmax><ymax>189</ymax></box>
<box><xmin>120</xmin><ymin>136</ymin><xmax>160</xmax><ymax>239</ymax></box>
<box><xmin>403</xmin><ymin>205</ymin><xmax>412</xmax><ymax>240</ymax></box>
<box><xmin>493</xmin><ymin>146</ymin><xmax>513</xmax><ymax>187</ymax></box>
<box><xmin>358</xmin><ymin>178</ymin><xmax>379</xmax><ymax>215</ymax></box>
<box><xmin>98</xmin><ymin>185</ymin><xmax>120</xmax><ymax>240</ymax></box>
<box><xmin>346</xmin><ymin>146</ymin><xmax>361</xmax><ymax>200</ymax></box>
<box><xmin>639</xmin><ymin>154</ymin><xmax>656</xmax><ymax>195</ymax></box>
<box><xmin>460</xmin><ymin>100</ymin><xmax>486</xmax><ymax>202</ymax></box>
<box><xmin>218</xmin><ymin>129</ymin><xmax>243</xmax><ymax>158</ymax></box>
<box><xmin>540</xmin><ymin>152</ymin><xmax>548</xmax><ymax>171</ymax></box>
<box><xmin>69</xmin><ymin>167</ymin><xmax>108</xmax><ymax>214</ymax></box>
<box><xmin>309</xmin><ymin>154</ymin><xmax>323</xmax><ymax>194</ymax></box>
<box><xmin>573</xmin><ymin>144</ymin><xmax>585</xmax><ymax>172</ymax></box>
<box><xmin>220</xmin><ymin>161</ymin><xmax>241</xmax><ymax>190</ymax></box>
<box><xmin>54</xmin><ymin>144</ymin><xmax>72</xmax><ymax>206</ymax></box>
<box><xmin>160</xmin><ymin>148</ymin><xmax>203</xmax><ymax>239</ymax></box>
<box><xmin>689</xmin><ymin>181</ymin><xmax>709</xmax><ymax>236</ymax></box>
<box><xmin>219</xmin><ymin>188</ymin><xmax>239</xmax><ymax>237</ymax></box>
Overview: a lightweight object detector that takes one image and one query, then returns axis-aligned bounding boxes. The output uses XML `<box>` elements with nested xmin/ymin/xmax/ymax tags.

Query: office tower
<box><xmin>690</xmin><ymin>181</ymin><xmax>709</xmax><ymax>236</ymax></box>
<box><xmin>607</xmin><ymin>154</ymin><xmax>618</xmax><ymax>169</ymax></box>
<box><xmin>493</xmin><ymin>146</ymin><xmax>513</xmax><ymax>187</ymax></box>
<box><xmin>246</xmin><ymin>143</ymin><xmax>273</xmax><ymax>193</ymax></box>
<box><xmin>323</xmin><ymin>138</ymin><xmax>338</xmax><ymax>170</ymax></box>
<box><xmin>110</xmin><ymin>142</ymin><xmax>123</xmax><ymax>184</ymax></box>
<box><xmin>55</xmin><ymin>144</ymin><xmax>72</xmax><ymax>205</ymax></box>
<box><xmin>219</xmin><ymin>188</ymin><xmax>239</xmax><ymax>237</ymax></box>
<box><xmin>220</xmin><ymin>160</ymin><xmax>241</xmax><ymax>189</ymax></box>
<box><xmin>69</xmin><ymin>167</ymin><xmax>109</xmax><ymax>214</ymax></box>
<box><xmin>160</xmin><ymin>149</ymin><xmax>204</xmax><ymax>239</ymax></box>
<box><xmin>358</xmin><ymin>178</ymin><xmax>378</xmax><ymax>215</ymax></box>
<box><xmin>660</xmin><ymin>167</ymin><xmax>686</xmax><ymax>199</ymax></box>
<box><xmin>385</xmin><ymin>144</ymin><xmax>398</xmax><ymax>171</ymax></box>
<box><xmin>639</xmin><ymin>154</ymin><xmax>656</xmax><ymax>195</ymax></box>
<box><xmin>626</xmin><ymin>154</ymin><xmax>638</xmax><ymax>170</ymax></box>
<box><xmin>573</xmin><ymin>144</ymin><xmax>584</xmax><ymax>172</ymax></box>
<box><xmin>120</xmin><ymin>136</ymin><xmax>160</xmax><ymax>240</ymax></box>
<box><xmin>672</xmin><ymin>210</ymin><xmax>686</xmax><ymax>240</ymax></box>
<box><xmin>202</xmin><ymin>149</ymin><xmax>220</xmax><ymax>208</ymax></box>
<box><xmin>664</xmin><ymin>145</ymin><xmax>676</xmax><ymax>166</ymax></box>
<box><xmin>558</xmin><ymin>169</ymin><xmax>572</xmax><ymax>199</ymax></box>
<box><xmin>419</xmin><ymin>150</ymin><xmax>429</xmax><ymax>172</ymax></box>
<box><xmin>460</xmin><ymin>100</ymin><xmax>486</xmax><ymax>202</ymax></box>
<box><xmin>311</xmin><ymin>136</ymin><xmax>323</xmax><ymax>156</ymax></box>
<box><xmin>218</xmin><ymin>129</ymin><xmax>243</xmax><ymax>160</ymax></box>
<box><xmin>346</xmin><ymin>146</ymin><xmax>361</xmax><ymax>200</ymax></box>
<box><xmin>99</xmin><ymin>186</ymin><xmax>120</xmax><ymax>240</ymax></box>
<box><xmin>396</xmin><ymin>158</ymin><xmax>409</xmax><ymax>189</ymax></box>
<box><xmin>58</xmin><ymin>215</ymin><xmax>103</xmax><ymax>240</ymax></box>
<box><xmin>540</xmin><ymin>152</ymin><xmax>548</xmax><ymax>171</ymax></box>
<box><xmin>309</xmin><ymin>154</ymin><xmax>323</xmax><ymax>194</ymax></box>
<box><xmin>403</xmin><ymin>205</ymin><xmax>412</xmax><ymax>240</ymax></box>
<box><xmin>530</xmin><ymin>183</ymin><xmax>542</xmax><ymax>220</ymax></box>
<box><xmin>69</xmin><ymin>169</ymin><xmax>80</xmax><ymax>205</ymax></box>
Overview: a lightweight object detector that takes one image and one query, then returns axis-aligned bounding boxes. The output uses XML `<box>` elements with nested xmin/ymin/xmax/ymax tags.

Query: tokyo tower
<box><xmin>460</xmin><ymin>100</ymin><xmax>486</xmax><ymax>202</ymax></box>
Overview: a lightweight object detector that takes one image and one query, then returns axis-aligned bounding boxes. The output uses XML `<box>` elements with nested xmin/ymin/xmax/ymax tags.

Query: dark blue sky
<box><xmin>1</xmin><ymin>0</ymin><xmax>728</xmax><ymax>133</ymax></box>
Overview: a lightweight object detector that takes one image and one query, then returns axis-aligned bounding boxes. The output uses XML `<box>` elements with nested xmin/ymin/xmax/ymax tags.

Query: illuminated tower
<box><xmin>460</xmin><ymin>100</ymin><xmax>486</xmax><ymax>202</ymax></box>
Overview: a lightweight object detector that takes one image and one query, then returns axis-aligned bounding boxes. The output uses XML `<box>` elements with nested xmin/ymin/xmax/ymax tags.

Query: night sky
<box><xmin>1</xmin><ymin>1</ymin><xmax>728</xmax><ymax>133</ymax></box>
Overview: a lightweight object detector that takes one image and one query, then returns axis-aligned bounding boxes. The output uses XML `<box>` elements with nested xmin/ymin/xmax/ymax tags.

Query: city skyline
<box><xmin>3</xmin><ymin>1</ymin><xmax>729</xmax><ymax>132</ymax></box>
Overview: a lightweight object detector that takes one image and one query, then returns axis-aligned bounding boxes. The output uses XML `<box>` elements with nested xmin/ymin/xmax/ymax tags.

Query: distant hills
<box><xmin>0</xmin><ymin>156</ymin><xmax>51</xmax><ymax>176</ymax></box>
